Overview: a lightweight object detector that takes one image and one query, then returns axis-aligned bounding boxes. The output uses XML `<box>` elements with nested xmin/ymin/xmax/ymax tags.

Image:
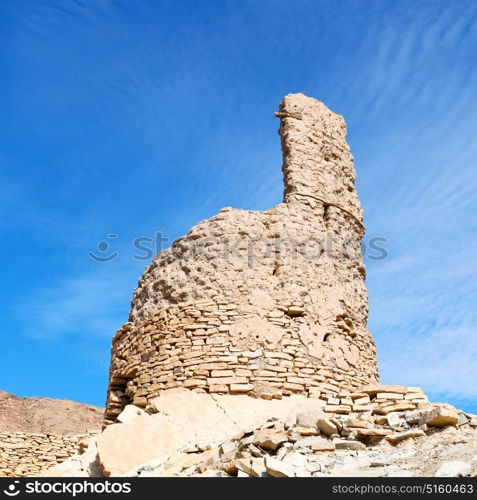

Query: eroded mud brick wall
<box><xmin>105</xmin><ymin>94</ymin><xmax>379</xmax><ymax>424</ymax></box>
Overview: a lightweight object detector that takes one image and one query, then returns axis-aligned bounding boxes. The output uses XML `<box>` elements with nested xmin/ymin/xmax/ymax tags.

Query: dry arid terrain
<box><xmin>0</xmin><ymin>390</ymin><xmax>103</xmax><ymax>434</ymax></box>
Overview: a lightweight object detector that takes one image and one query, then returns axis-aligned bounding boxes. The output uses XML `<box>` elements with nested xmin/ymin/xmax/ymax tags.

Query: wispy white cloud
<box><xmin>17</xmin><ymin>262</ymin><xmax>138</xmax><ymax>340</ymax></box>
<box><xmin>347</xmin><ymin>5</ymin><xmax>477</xmax><ymax>409</ymax></box>
<box><xmin>377</xmin><ymin>318</ymin><xmax>477</xmax><ymax>401</ymax></box>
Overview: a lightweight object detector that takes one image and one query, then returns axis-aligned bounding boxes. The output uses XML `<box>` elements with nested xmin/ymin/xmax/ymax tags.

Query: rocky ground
<box><xmin>46</xmin><ymin>384</ymin><xmax>477</xmax><ymax>478</ymax></box>
<box><xmin>0</xmin><ymin>390</ymin><xmax>103</xmax><ymax>434</ymax></box>
<box><xmin>182</xmin><ymin>416</ymin><xmax>477</xmax><ymax>478</ymax></box>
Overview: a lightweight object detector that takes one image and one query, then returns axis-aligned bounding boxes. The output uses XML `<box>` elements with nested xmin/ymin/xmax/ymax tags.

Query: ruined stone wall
<box><xmin>105</xmin><ymin>297</ymin><xmax>378</xmax><ymax>422</ymax></box>
<box><xmin>105</xmin><ymin>94</ymin><xmax>379</xmax><ymax>423</ymax></box>
<box><xmin>0</xmin><ymin>431</ymin><xmax>98</xmax><ymax>477</ymax></box>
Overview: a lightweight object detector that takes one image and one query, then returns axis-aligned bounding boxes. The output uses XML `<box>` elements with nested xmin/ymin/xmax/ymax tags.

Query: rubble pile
<box><xmin>46</xmin><ymin>385</ymin><xmax>477</xmax><ymax>478</ymax></box>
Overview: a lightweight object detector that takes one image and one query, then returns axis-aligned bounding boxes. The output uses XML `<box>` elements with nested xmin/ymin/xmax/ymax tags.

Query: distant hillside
<box><xmin>0</xmin><ymin>390</ymin><xmax>103</xmax><ymax>434</ymax></box>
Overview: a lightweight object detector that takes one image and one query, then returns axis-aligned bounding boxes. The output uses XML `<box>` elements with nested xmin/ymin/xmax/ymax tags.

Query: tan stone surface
<box><xmin>97</xmin><ymin>388</ymin><xmax>326</xmax><ymax>476</ymax></box>
<box><xmin>209</xmin><ymin>393</ymin><xmax>325</xmax><ymax>430</ymax></box>
<box><xmin>96</xmin><ymin>414</ymin><xmax>184</xmax><ymax>476</ymax></box>
<box><xmin>420</xmin><ymin>407</ymin><xmax>459</xmax><ymax>427</ymax></box>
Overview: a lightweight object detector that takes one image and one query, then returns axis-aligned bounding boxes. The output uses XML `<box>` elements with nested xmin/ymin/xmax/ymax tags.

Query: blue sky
<box><xmin>1</xmin><ymin>0</ymin><xmax>476</xmax><ymax>413</ymax></box>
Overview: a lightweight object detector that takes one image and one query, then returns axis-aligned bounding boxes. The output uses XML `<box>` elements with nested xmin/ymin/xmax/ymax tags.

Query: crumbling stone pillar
<box><xmin>105</xmin><ymin>94</ymin><xmax>378</xmax><ymax>424</ymax></box>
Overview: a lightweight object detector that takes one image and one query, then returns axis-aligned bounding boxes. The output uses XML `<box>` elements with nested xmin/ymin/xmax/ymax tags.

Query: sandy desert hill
<box><xmin>0</xmin><ymin>389</ymin><xmax>103</xmax><ymax>434</ymax></box>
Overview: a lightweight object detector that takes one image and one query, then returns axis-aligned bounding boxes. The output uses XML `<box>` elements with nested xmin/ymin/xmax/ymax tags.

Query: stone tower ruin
<box><xmin>104</xmin><ymin>93</ymin><xmax>379</xmax><ymax>424</ymax></box>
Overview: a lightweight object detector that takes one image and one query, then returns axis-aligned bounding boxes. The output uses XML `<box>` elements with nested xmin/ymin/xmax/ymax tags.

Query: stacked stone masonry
<box><xmin>105</xmin><ymin>94</ymin><xmax>380</xmax><ymax>423</ymax></box>
<box><xmin>106</xmin><ymin>297</ymin><xmax>378</xmax><ymax>423</ymax></box>
<box><xmin>0</xmin><ymin>431</ymin><xmax>98</xmax><ymax>477</ymax></box>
